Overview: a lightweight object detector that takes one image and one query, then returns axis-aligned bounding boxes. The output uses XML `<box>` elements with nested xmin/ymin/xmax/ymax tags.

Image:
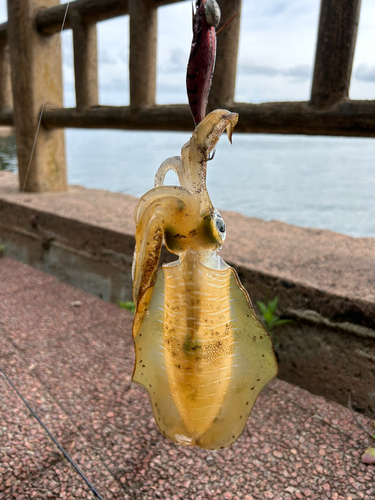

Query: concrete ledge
<box><xmin>1</xmin><ymin>171</ymin><xmax>374</xmax><ymax>417</ymax></box>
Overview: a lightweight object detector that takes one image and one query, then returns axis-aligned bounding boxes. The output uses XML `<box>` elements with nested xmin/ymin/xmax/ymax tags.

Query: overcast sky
<box><xmin>1</xmin><ymin>0</ymin><xmax>375</xmax><ymax>107</ymax></box>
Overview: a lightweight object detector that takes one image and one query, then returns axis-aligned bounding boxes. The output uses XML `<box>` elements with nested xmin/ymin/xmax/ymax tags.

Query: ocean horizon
<box><xmin>1</xmin><ymin>129</ymin><xmax>375</xmax><ymax>238</ymax></box>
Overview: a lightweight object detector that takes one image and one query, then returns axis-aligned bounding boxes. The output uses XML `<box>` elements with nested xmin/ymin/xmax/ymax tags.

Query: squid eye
<box><xmin>216</xmin><ymin>217</ymin><xmax>225</xmax><ymax>234</ymax></box>
<box><xmin>213</xmin><ymin>210</ymin><xmax>226</xmax><ymax>242</ymax></box>
<box><xmin>204</xmin><ymin>0</ymin><xmax>221</xmax><ymax>28</ymax></box>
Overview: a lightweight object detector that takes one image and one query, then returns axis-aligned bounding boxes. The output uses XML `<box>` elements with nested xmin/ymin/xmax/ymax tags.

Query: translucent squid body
<box><xmin>132</xmin><ymin>110</ymin><xmax>278</xmax><ymax>450</ymax></box>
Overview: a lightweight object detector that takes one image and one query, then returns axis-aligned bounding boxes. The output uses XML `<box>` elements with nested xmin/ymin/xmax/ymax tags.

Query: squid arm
<box><xmin>132</xmin><ymin>193</ymin><xmax>185</xmax><ymax>305</ymax></box>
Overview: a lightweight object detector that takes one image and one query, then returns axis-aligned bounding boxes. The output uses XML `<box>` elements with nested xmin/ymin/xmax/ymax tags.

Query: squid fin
<box><xmin>133</xmin><ymin>260</ymin><xmax>278</xmax><ymax>450</ymax></box>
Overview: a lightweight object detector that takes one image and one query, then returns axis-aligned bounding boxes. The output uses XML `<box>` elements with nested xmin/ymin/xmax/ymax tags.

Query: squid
<box><xmin>131</xmin><ymin>109</ymin><xmax>278</xmax><ymax>450</ymax></box>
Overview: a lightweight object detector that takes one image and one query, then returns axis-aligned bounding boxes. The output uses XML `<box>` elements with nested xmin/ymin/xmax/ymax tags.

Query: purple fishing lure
<box><xmin>186</xmin><ymin>0</ymin><xmax>221</xmax><ymax>126</ymax></box>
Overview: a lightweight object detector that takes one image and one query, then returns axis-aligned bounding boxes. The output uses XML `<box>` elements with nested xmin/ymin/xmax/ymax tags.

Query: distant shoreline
<box><xmin>0</xmin><ymin>127</ymin><xmax>14</xmax><ymax>137</ymax></box>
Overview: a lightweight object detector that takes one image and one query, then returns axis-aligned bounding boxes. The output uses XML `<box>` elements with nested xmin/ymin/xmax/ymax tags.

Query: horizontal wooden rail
<box><xmin>4</xmin><ymin>98</ymin><xmax>375</xmax><ymax>137</ymax></box>
<box><xmin>41</xmin><ymin>100</ymin><xmax>375</xmax><ymax>137</ymax></box>
<box><xmin>232</xmin><ymin>100</ymin><xmax>375</xmax><ymax>136</ymax></box>
<box><xmin>35</xmin><ymin>0</ymin><xmax>183</xmax><ymax>34</ymax></box>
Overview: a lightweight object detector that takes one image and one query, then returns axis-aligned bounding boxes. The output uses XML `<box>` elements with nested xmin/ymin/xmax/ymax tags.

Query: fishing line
<box><xmin>6</xmin><ymin>3</ymin><xmax>105</xmax><ymax>498</ymax></box>
<box><xmin>10</xmin><ymin>1</ymin><xmax>70</xmax><ymax>243</ymax></box>
<box><xmin>216</xmin><ymin>12</ymin><xmax>239</xmax><ymax>36</ymax></box>
<box><xmin>0</xmin><ymin>365</ymin><xmax>105</xmax><ymax>500</ymax></box>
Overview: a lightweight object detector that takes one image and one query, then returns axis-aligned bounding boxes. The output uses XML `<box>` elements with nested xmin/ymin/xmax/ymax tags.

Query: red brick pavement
<box><xmin>0</xmin><ymin>257</ymin><xmax>374</xmax><ymax>499</ymax></box>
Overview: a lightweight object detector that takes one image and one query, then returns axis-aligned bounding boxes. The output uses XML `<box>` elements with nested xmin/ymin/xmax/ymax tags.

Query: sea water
<box><xmin>1</xmin><ymin>130</ymin><xmax>374</xmax><ymax>238</ymax></box>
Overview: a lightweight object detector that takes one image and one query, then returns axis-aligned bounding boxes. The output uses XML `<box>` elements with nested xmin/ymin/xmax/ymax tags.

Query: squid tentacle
<box><xmin>154</xmin><ymin>156</ymin><xmax>185</xmax><ymax>188</ymax></box>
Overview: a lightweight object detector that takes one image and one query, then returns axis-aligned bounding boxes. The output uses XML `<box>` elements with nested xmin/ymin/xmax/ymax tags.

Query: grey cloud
<box><xmin>355</xmin><ymin>64</ymin><xmax>375</xmax><ymax>83</ymax></box>
<box><xmin>117</xmin><ymin>51</ymin><xmax>129</xmax><ymax>64</ymax></box>
<box><xmin>239</xmin><ymin>63</ymin><xmax>279</xmax><ymax>78</ymax></box>
<box><xmin>100</xmin><ymin>49</ymin><xmax>118</xmax><ymax>66</ymax></box>
<box><xmin>160</xmin><ymin>48</ymin><xmax>187</xmax><ymax>74</ymax></box>
<box><xmin>100</xmin><ymin>78</ymin><xmax>128</xmax><ymax>93</ymax></box>
<box><xmin>63</xmin><ymin>58</ymin><xmax>73</xmax><ymax>70</ymax></box>
<box><xmin>170</xmin><ymin>48</ymin><xmax>186</xmax><ymax>67</ymax></box>
<box><xmin>241</xmin><ymin>0</ymin><xmax>317</xmax><ymax>24</ymax></box>
<box><xmin>261</xmin><ymin>1</ymin><xmax>288</xmax><ymax>17</ymax></box>
<box><xmin>158</xmin><ymin>83</ymin><xmax>184</xmax><ymax>94</ymax></box>
<box><xmin>62</xmin><ymin>41</ymin><xmax>73</xmax><ymax>69</ymax></box>
<box><xmin>283</xmin><ymin>64</ymin><xmax>311</xmax><ymax>82</ymax></box>
<box><xmin>238</xmin><ymin>63</ymin><xmax>311</xmax><ymax>82</ymax></box>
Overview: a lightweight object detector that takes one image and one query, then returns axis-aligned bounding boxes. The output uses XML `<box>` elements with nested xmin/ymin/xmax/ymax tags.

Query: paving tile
<box><xmin>0</xmin><ymin>257</ymin><xmax>56</xmax><ymax>296</ymax></box>
<box><xmin>0</xmin><ymin>258</ymin><xmax>374</xmax><ymax>499</ymax></box>
<box><xmin>0</xmin><ymin>279</ymin><xmax>126</xmax><ymax>351</ymax></box>
<box><xmin>0</xmin><ymin>336</ymin><xmax>126</xmax><ymax>499</ymax></box>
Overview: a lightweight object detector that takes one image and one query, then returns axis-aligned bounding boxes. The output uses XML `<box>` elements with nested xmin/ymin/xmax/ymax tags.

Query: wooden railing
<box><xmin>0</xmin><ymin>0</ymin><xmax>370</xmax><ymax>192</ymax></box>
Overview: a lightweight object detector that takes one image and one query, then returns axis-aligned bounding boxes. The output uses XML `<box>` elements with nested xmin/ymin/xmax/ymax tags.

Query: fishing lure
<box><xmin>186</xmin><ymin>0</ymin><xmax>221</xmax><ymax>126</ymax></box>
<box><xmin>131</xmin><ymin>110</ymin><xmax>278</xmax><ymax>449</ymax></box>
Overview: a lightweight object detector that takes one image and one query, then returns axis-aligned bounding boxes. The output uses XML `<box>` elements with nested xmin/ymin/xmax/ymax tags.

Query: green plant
<box><xmin>257</xmin><ymin>297</ymin><xmax>291</xmax><ymax>332</ymax></box>
<box><xmin>118</xmin><ymin>301</ymin><xmax>135</xmax><ymax>314</ymax></box>
<box><xmin>256</xmin><ymin>297</ymin><xmax>292</xmax><ymax>351</ymax></box>
<box><xmin>0</xmin><ymin>244</ymin><xmax>5</xmax><ymax>257</ymax></box>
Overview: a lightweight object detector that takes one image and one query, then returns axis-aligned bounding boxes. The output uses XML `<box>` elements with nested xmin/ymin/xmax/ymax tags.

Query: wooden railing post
<box><xmin>6</xmin><ymin>0</ymin><xmax>67</xmax><ymax>192</ymax></box>
<box><xmin>208</xmin><ymin>0</ymin><xmax>242</xmax><ymax>110</ymax></box>
<box><xmin>129</xmin><ymin>0</ymin><xmax>157</xmax><ymax>109</ymax></box>
<box><xmin>310</xmin><ymin>0</ymin><xmax>362</xmax><ymax>109</ymax></box>
<box><xmin>0</xmin><ymin>41</ymin><xmax>12</xmax><ymax>110</ymax></box>
<box><xmin>71</xmin><ymin>11</ymin><xmax>98</xmax><ymax>108</ymax></box>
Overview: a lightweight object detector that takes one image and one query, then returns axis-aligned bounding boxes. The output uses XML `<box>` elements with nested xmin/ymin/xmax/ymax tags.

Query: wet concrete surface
<box><xmin>0</xmin><ymin>257</ymin><xmax>374</xmax><ymax>499</ymax></box>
